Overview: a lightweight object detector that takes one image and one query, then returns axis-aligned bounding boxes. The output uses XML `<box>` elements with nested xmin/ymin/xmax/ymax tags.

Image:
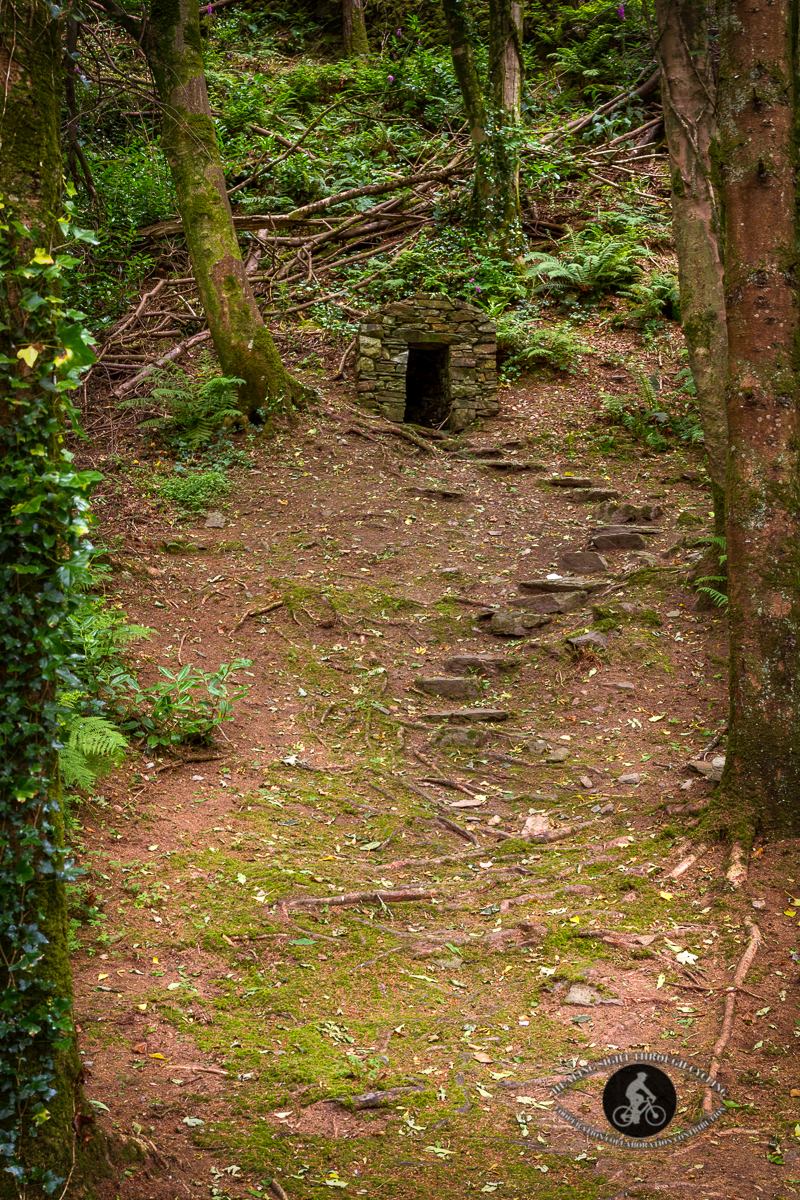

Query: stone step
<box><xmin>566</xmin><ymin>631</ymin><xmax>609</xmax><ymax>650</ymax></box>
<box><xmin>548</xmin><ymin>476</ymin><xmax>595</xmax><ymax>488</ymax></box>
<box><xmin>591</xmin><ymin>532</ymin><xmax>647</xmax><ymax>551</ymax></box>
<box><xmin>490</xmin><ymin>611</ymin><xmax>551</xmax><ymax>637</ymax></box>
<box><xmin>595</xmin><ymin>501</ymin><xmax>662</xmax><ymax>523</ymax></box>
<box><xmin>571</xmin><ymin>488</ymin><xmax>620</xmax><ymax>503</ymax></box>
<box><xmin>404</xmin><ymin>486</ymin><xmax>465</xmax><ymax>501</ymax></box>
<box><xmin>482</xmin><ymin>461</ymin><xmax>542</xmax><ymax>474</ymax></box>
<box><xmin>442</xmin><ymin>654</ymin><xmax>521</xmax><ymax>676</ymax></box>
<box><xmin>591</xmin><ymin>524</ymin><xmax>663</xmax><ymax>536</ymax></box>
<box><xmin>421</xmin><ymin>708</ymin><xmax>512</xmax><ymax>723</ymax></box>
<box><xmin>447</xmin><ymin>447</ymin><xmax>505</xmax><ymax>460</ymax></box>
<box><xmin>518</xmin><ymin>590</ymin><xmax>588</xmax><ymax>615</ymax></box>
<box><xmin>558</xmin><ymin>550</ymin><xmax>608</xmax><ymax>574</ymax></box>
<box><xmin>518</xmin><ymin>577</ymin><xmax>608</xmax><ymax>593</ymax></box>
<box><xmin>415</xmin><ymin>677</ymin><xmax>479</xmax><ymax>700</ymax></box>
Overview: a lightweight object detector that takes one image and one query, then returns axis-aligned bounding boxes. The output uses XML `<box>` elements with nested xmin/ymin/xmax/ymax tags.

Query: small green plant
<box><xmin>600</xmin><ymin>369</ymin><xmax>703</xmax><ymax>451</ymax></box>
<box><xmin>695</xmin><ymin>535</ymin><xmax>728</xmax><ymax>607</ymax></box>
<box><xmin>496</xmin><ymin>311</ymin><xmax>592</xmax><ymax>378</ymax></box>
<box><xmin>123</xmin><ymin>363</ymin><xmax>245</xmax><ymax>449</ymax></box>
<box><xmin>524</xmin><ymin>225</ymin><xmax>648</xmax><ymax>304</ymax></box>
<box><xmin>59</xmin><ymin>706</ymin><xmax>129</xmax><ymax>791</ymax></box>
<box><xmin>618</xmin><ymin>271</ymin><xmax>681</xmax><ymax>324</ymax></box>
<box><xmin>109</xmin><ymin>659</ymin><xmax>253</xmax><ymax>749</ymax></box>
<box><xmin>154</xmin><ymin>468</ymin><xmax>231</xmax><ymax>514</ymax></box>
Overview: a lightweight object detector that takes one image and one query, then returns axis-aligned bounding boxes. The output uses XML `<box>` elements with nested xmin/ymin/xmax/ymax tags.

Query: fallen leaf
<box><xmin>676</xmin><ymin>950</ymin><xmax>698</xmax><ymax>965</ymax></box>
<box><xmin>659</xmin><ymin>891</ymin><xmax>673</xmax><ymax>901</ymax></box>
<box><xmin>149</xmin><ymin>1053</ymin><xmax>165</xmax><ymax>1060</ymax></box>
<box><xmin>88</xmin><ymin>1099</ymin><xmax>109</xmax><ymax>1112</ymax></box>
<box><xmin>132</xmin><ymin>1042</ymin><xmax>147</xmax><ymax>1054</ymax></box>
<box><xmin>649</xmin><ymin>714</ymin><xmax>666</xmax><ymax>723</ymax></box>
<box><xmin>656</xmin><ymin>974</ymin><xmax>665</xmax><ymax>990</ymax></box>
<box><xmin>137</xmin><ymin>1003</ymin><xmax>148</xmax><ymax>1012</ymax></box>
<box><xmin>183</xmin><ymin>1117</ymin><xmax>205</xmax><ymax>1127</ymax></box>
<box><xmin>473</xmin><ymin>1052</ymin><xmax>493</xmax><ymax>1063</ymax></box>
<box><xmin>784</xmin><ymin>909</ymin><xmax>797</xmax><ymax>917</ymax></box>
<box><xmin>98</xmin><ymin>973</ymin><xmax>109</xmax><ymax>981</ymax></box>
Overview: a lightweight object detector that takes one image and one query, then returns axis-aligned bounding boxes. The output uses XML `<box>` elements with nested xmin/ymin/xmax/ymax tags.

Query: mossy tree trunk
<box><xmin>0</xmin><ymin>1</ymin><xmax>103</xmax><ymax>1192</ymax></box>
<box><xmin>342</xmin><ymin>0</ymin><xmax>368</xmax><ymax>56</ymax></box>
<box><xmin>654</xmin><ymin>0</ymin><xmax>728</xmax><ymax>536</ymax></box>
<box><xmin>713</xmin><ymin>0</ymin><xmax>800</xmax><ymax>835</ymax></box>
<box><xmin>442</xmin><ymin>0</ymin><xmax>524</xmax><ymax>250</ymax></box>
<box><xmin>98</xmin><ymin>0</ymin><xmax>307</xmax><ymax>420</ymax></box>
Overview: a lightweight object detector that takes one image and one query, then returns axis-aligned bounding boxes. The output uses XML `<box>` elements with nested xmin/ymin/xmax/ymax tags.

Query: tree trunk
<box><xmin>654</xmin><ymin>0</ymin><xmax>728</xmax><ymax>536</ymax></box>
<box><xmin>0</xmin><ymin>1</ymin><xmax>108</xmax><ymax>1191</ymax></box>
<box><xmin>483</xmin><ymin>0</ymin><xmax>524</xmax><ymax>250</ymax></box>
<box><xmin>342</xmin><ymin>0</ymin><xmax>368</xmax><ymax>56</ymax></box>
<box><xmin>142</xmin><ymin>0</ymin><xmax>308</xmax><ymax>420</ymax></box>
<box><xmin>714</xmin><ymin>0</ymin><xmax>800</xmax><ymax>835</ymax></box>
<box><xmin>442</xmin><ymin>0</ymin><xmax>524</xmax><ymax>249</ymax></box>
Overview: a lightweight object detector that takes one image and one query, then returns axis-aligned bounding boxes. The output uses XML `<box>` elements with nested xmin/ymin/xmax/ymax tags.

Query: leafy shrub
<box><xmin>122</xmin><ymin>363</ymin><xmax>245</xmax><ymax>449</ymax></box>
<box><xmin>154</xmin><ymin>469</ymin><xmax>231</xmax><ymax>515</ymax></box>
<box><xmin>524</xmin><ymin>225</ymin><xmax>648</xmax><ymax>303</ymax></box>
<box><xmin>109</xmin><ymin>660</ymin><xmax>253</xmax><ymax>750</ymax></box>
<box><xmin>89</xmin><ymin>145</ymin><xmax>176</xmax><ymax>230</ymax></box>
<box><xmin>619</xmin><ymin>271</ymin><xmax>681</xmax><ymax>324</ymax></box>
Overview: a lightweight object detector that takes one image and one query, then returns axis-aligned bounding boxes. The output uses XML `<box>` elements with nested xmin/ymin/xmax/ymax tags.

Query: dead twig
<box><xmin>436</xmin><ymin>815</ymin><xmax>478</xmax><ymax>845</ymax></box>
<box><xmin>232</xmin><ymin>599</ymin><xmax>284</xmax><ymax>631</ymax></box>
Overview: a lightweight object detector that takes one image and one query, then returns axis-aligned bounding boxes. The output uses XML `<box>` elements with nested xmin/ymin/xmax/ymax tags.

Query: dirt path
<box><xmin>72</xmin><ymin>337</ymin><xmax>800</xmax><ymax>1200</ymax></box>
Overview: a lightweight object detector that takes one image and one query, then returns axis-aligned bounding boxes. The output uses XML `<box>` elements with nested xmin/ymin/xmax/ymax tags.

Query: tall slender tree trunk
<box><xmin>119</xmin><ymin>0</ymin><xmax>307</xmax><ymax>420</ymax></box>
<box><xmin>654</xmin><ymin>0</ymin><xmax>727</xmax><ymax>536</ymax></box>
<box><xmin>0</xmin><ymin>1</ymin><xmax>107</xmax><ymax>1191</ymax></box>
<box><xmin>714</xmin><ymin>0</ymin><xmax>800</xmax><ymax>835</ymax></box>
<box><xmin>442</xmin><ymin>0</ymin><xmax>524</xmax><ymax>249</ymax></box>
<box><xmin>342</xmin><ymin>0</ymin><xmax>368</xmax><ymax>56</ymax></box>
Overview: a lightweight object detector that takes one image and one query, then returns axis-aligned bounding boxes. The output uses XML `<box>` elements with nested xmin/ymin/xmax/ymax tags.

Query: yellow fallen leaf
<box><xmin>149</xmin><ymin>1053</ymin><xmax>165</xmax><ymax>1060</ymax></box>
<box><xmin>659</xmin><ymin>891</ymin><xmax>673</xmax><ymax>901</ymax></box>
<box><xmin>569</xmin><ymin>916</ymin><xmax>581</xmax><ymax>924</ymax></box>
<box><xmin>656</xmin><ymin>974</ymin><xmax>665</xmax><ymax>990</ymax></box>
<box><xmin>137</xmin><ymin>1003</ymin><xmax>148</xmax><ymax>1012</ymax></box>
<box><xmin>784</xmin><ymin>909</ymin><xmax>797</xmax><ymax>917</ymax></box>
<box><xmin>649</xmin><ymin>713</ymin><xmax>666</xmax><ymax>723</ymax></box>
<box><xmin>98</xmin><ymin>973</ymin><xmax>109</xmax><ymax>981</ymax></box>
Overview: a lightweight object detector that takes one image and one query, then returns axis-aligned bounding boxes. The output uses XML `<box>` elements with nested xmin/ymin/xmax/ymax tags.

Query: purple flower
<box><xmin>618</xmin><ymin>4</ymin><xmax>625</xmax><ymax>16</ymax></box>
<box><xmin>207</xmin><ymin>4</ymin><xmax>212</xmax><ymax>12</ymax></box>
<box><xmin>397</xmin><ymin>27</ymin><xmax>401</xmax><ymax>34</ymax></box>
<box><xmin>388</xmin><ymin>75</ymin><xmax>394</xmax><ymax>83</ymax></box>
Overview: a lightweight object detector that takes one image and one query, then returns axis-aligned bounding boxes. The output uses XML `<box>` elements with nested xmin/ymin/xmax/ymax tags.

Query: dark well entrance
<box><xmin>404</xmin><ymin>343</ymin><xmax>449</xmax><ymax>427</ymax></box>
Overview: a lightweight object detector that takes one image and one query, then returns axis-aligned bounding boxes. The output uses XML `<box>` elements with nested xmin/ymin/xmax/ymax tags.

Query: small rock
<box><xmin>204</xmin><ymin>511</ymin><xmax>226</xmax><ymax>529</ymax></box>
<box><xmin>490</xmin><ymin>611</ymin><xmax>551</xmax><ymax>637</ymax></box>
<box><xmin>546</xmin><ymin>747</ymin><xmax>570</xmax><ymax>763</ymax></box>
<box><xmin>487</xmin><ymin>814</ymin><xmax>502</xmax><ymax>826</ymax></box>
<box><xmin>549</xmin><ymin>476</ymin><xmax>594</xmax><ymax>488</ymax></box>
<box><xmin>439</xmin><ymin>567</ymin><xmax>462</xmax><ymax>578</ymax></box>
<box><xmin>689</xmin><ymin>755</ymin><xmax>725</xmax><ymax>781</ymax></box>
<box><xmin>751</xmin><ymin>899</ymin><xmax>766</xmax><ymax>910</ymax></box>
<box><xmin>592</xmin><ymin>531</ymin><xmax>648</xmax><ymax>551</ymax></box>
<box><xmin>563</xmin><ymin>884</ymin><xmax>594</xmax><ymax>896</ymax></box>
<box><xmin>443</xmin><ymin>653</ymin><xmax>520</xmax><ymax>676</ymax></box>
<box><xmin>579</xmin><ymin>775</ymin><xmax>593</xmax><ymax>789</ymax></box>
<box><xmin>522</xmin><ymin>814</ymin><xmax>551</xmax><ymax>837</ymax></box>
<box><xmin>602</xmin><ymin>681</ymin><xmax>635</xmax><ymax>692</ymax></box>
<box><xmin>682</xmin><ymin>468</ymin><xmax>705</xmax><ymax>482</ymax></box>
<box><xmin>563</xmin><ymin>985</ymin><xmax>602</xmax><ymax>1006</ymax></box>
<box><xmin>422</xmin><ymin>708</ymin><xmax>511</xmax><ymax>723</ymax></box>
<box><xmin>415</xmin><ymin>677</ymin><xmax>478</xmax><ymax>700</ymax></box>
<box><xmin>676</xmin><ymin>509</ymin><xmax>704</xmax><ymax>527</ymax></box>
<box><xmin>525</xmin><ymin>739</ymin><xmax>549</xmax><ymax>755</ymax></box>
<box><xmin>666</xmin><ymin>609</ymin><xmax>682</xmax><ymax>618</ymax></box>
<box><xmin>558</xmin><ymin>551</ymin><xmax>609</xmax><ymax>575</ymax></box>
<box><xmin>617</xmin><ymin>773</ymin><xmax>641</xmax><ymax>785</ymax></box>
<box><xmin>431</xmin><ymin>727</ymin><xmax>488</xmax><ymax>749</ymax></box>
<box><xmin>566</xmin><ymin>631</ymin><xmax>608</xmax><ymax>651</ymax></box>
<box><xmin>519</xmin><ymin>590</ymin><xmax>588</xmax><ymax>615</ymax></box>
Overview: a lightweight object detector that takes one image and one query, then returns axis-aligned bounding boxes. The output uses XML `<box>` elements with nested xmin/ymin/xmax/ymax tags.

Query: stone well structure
<box><xmin>355</xmin><ymin>292</ymin><xmax>499</xmax><ymax>431</ymax></box>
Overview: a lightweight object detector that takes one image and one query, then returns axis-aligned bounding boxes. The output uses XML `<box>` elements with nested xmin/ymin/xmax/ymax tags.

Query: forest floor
<box><xmin>70</xmin><ymin>313</ymin><xmax>800</xmax><ymax>1200</ymax></box>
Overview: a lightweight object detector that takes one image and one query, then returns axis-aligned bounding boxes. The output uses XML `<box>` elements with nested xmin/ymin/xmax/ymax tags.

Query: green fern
<box><xmin>60</xmin><ymin>714</ymin><xmax>129</xmax><ymax>790</ymax></box>
<box><xmin>122</xmin><ymin>364</ymin><xmax>245</xmax><ymax>448</ymax></box>
<box><xmin>524</xmin><ymin>226</ymin><xmax>647</xmax><ymax>302</ymax></box>
<box><xmin>695</xmin><ymin>535</ymin><xmax>728</xmax><ymax>607</ymax></box>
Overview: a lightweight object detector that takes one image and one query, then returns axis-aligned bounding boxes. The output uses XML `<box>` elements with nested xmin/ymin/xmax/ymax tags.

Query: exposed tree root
<box><xmin>725</xmin><ymin>842</ymin><xmax>748</xmax><ymax>888</ymax></box>
<box><xmin>703</xmin><ymin>919</ymin><xmax>761</xmax><ymax>1112</ymax></box>
<box><xmin>665</xmin><ymin>842</ymin><xmax>709</xmax><ymax>879</ymax></box>
<box><xmin>283</xmin><ymin>889</ymin><xmax>436</xmax><ymax>908</ymax></box>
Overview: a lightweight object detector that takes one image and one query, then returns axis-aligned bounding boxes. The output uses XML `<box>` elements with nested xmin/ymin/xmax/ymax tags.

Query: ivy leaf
<box><xmin>16</xmin><ymin>346</ymin><xmax>39</xmax><ymax>368</ymax></box>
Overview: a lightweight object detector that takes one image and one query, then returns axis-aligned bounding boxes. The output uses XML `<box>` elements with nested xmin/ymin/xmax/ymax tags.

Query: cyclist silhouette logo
<box><xmin>602</xmin><ymin>1064</ymin><xmax>676</xmax><ymax>1138</ymax></box>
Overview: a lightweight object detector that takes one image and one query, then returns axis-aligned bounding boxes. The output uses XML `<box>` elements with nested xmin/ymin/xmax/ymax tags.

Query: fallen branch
<box><xmin>703</xmin><ymin>919</ymin><xmax>762</xmax><ymax>1112</ymax></box>
<box><xmin>333</xmin><ymin>337</ymin><xmax>356</xmax><ymax>381</ymax></box>
<box><xmin>281</xmin><ymin>153</ymin><xmax>468</xmax><ymax>221</ymax></box>
<box><xmin>111</xmin><ymin>329</ymin><xmax>211</xmax><ymax>398</ymax></box>
<box><xmin>436</xmin><ymin>815</ymin><xmax>478</xmax><ymax>845</ymax></box>
<box><xmin>269</xmin><ymin>1181</ymin><xmax>289</xmax><ymax>1200</ymax></box>
<box><xmin>232</xmin><ymin>599</ymin><xmax>284</xmax><ymax>631</ymax></box>
<box><xmin>282</xmin><ymin>889</ymin><xmax>436</xmax><ymax>908</ymax></box>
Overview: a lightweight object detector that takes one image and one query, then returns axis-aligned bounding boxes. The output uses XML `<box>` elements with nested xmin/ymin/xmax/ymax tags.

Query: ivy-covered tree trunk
<box><xmin>0</xmin><ymin>0</ymin><xmax>107</xmax><ymax>1192</ymax></box>
<box><xmin>342</xmin><ymin>0</ymin><xmax>368</xmax><ymax>56</ymax></box>
<box><xmin>655</xmin><ymin>0</ymin><xmax>728</xmax><ymax>536</ymax></box>
<box><xmin>714</xmin><ymin>0</ymin><xmax>800</xmax><ymax>835</ymax></box>
<box><xmin>133</xmin><ymin>0</ymin><xmax>307</xmax><ymax>419</ymax></box>
<box><xmin>442</xmin><ymin>0</ymin><xmax>524</xmax><ymax>250</ymax></box>
<box><xmin>483</xmin><ymin>0</ymin><xmax>524</xmax><ymax>249</ymax></box>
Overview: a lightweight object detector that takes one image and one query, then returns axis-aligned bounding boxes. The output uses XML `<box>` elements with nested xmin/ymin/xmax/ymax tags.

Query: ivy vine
<box><xmin>0</xmin><ymin>188</ymin><xmax>100</xmax><ymax>1193</ymax></box>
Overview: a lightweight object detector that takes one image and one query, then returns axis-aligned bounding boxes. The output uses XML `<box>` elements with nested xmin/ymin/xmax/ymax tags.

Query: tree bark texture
<box><xmin>654</xmin><ymin>0</ymin><xmax>728</xmax><ymax>533</ymax></box>
<box><xmin>0</xmin><ymin>2</ymin><xmax>106</xmax><ymax>1191</ymax></box>
<box><xmin>342</xmin><ymin>0</ymin><xmax>368</xmax><ymax>56</ymax></box>
<box><xmin>144</xmin><ymin>0</ymin><xmax>307</xmax><ymax>419</ymax></box>
<box><xmin>441</xmin><ymin>0</ymin><xmax>487</xmax><ymax>148</ymax></box>
<box><xmin>715</xmin><ymin>0</ymin><xmax>800</xmax><ymax>834</ymax></box>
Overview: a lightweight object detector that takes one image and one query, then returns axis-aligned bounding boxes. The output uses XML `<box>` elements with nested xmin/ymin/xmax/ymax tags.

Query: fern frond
<box><xmin>60</xmin><ymin>715</ymin><xmax>129</xmax><ymax>789</ymax></box>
